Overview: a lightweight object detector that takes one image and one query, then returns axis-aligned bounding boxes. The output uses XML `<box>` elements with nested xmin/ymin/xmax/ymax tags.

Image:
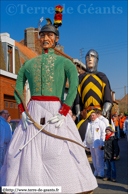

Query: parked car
<box><xmin>10</xmin><ymin>119</ymin><xmax>20</xmax><ymax>134</ymax></box>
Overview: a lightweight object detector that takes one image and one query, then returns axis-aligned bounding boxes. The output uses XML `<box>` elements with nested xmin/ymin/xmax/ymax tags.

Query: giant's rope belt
<box><xmin>12</xmin><ymin>85</ymin><xmax>89</xmax><ymax>151</ymax></box>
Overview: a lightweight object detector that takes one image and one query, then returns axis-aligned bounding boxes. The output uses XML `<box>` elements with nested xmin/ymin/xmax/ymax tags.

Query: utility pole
<box><xmin>79</xmin><ymin>48</ymin><xmax>84</xmax><ymax>73</ymax></box>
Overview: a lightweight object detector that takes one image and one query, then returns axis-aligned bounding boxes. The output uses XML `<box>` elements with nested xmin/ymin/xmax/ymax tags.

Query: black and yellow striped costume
<box><xmin>73</xmin><ymin>71</ymin><xmax>113</xmax><ymax>141</ymax></box>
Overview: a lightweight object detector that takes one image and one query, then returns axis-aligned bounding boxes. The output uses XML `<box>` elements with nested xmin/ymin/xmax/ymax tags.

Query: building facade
<box><xmin>0</xmin><ymin>33</ymin><xmax>21</xmax><ymax>119</ymax></box>
<box><xmin>0</xmin><ymin>33</ymin><xmax>37</xmax><ymax>119</ymax></box>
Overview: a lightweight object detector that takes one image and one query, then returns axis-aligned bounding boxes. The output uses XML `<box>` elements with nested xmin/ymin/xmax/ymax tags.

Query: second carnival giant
<box><xmin>73</xmin><ymin>49</ymin><xmax>113</xmax><ymax>141</ymax></box>
<box><xmin>1</xmin><ymin>5</ymin><xmax>97</xmax><ymax>194</ymax></box>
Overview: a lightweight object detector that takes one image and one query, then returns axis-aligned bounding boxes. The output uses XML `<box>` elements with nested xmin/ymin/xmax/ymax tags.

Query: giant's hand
<box><xmin>22</xmin><ymin>111</ymin><xmax>33</xmax><ymax>130</ymax></box>
<box><xmin>49</xmin><ymin>113</ymin><xmax>66</xmax><ymax>128</ymax></box>
<box><xmin>75</xmin><ymin>104</ymin><xmax>81</xmax><ymax>122</ymax></box>
<box><xmin>102</xmin><ymin>102</ymin><xmax>112</xmax><ymax>122</ymax></box>
<box><xmin>102</xmin><ymin>102</ymin><xmax>112</xmax><ymax>116</ymax></box>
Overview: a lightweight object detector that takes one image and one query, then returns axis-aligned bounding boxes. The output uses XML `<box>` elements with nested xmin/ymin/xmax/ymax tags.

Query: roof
<box><xmin>20</xmin><ymin>57</ymin><xmax>25</xmax><ymax>64</ymax></box>
<box><xmin>54</xmin><ymin>48</ymin><xmax>73</xmax><ymax>61</ymax></box>
<box><xmin>15</xmin><ymin>41</ymin><xmax>38</xmax><ymax>63</ymax></box>
<box><xmin>119</xmin><ymin>93</ymin><xmax>128</xmax><ymax>104</ymax></box>
<box><xmin>113</xmin><ymin>100</ymin><xmax>119</xmax><ymax>104</ymax></box>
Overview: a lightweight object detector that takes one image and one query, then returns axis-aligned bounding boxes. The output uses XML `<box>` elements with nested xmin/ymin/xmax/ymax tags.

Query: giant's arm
<box><xmin>50</xmin><ymin>59</ymin><xmax>78</xmax><ymax>128</ymax></box>
<box><xmin>97</xmin><ymin>72</ymin><xmax>113</xmax><ymax>123</ymax></box>
<box><xmin>14</xmin><ymin>61</ymin><xmax>27</xmax><ymax>109</ymax></box>
<box><xmin>103</xmin><ymin>76</ymin><xmax>113</xmax><ymax>118</ymax></box>
<box><xmin>102</xmin><ymin>102</ymin><xmax>112</xmax><ymax>122</ymax></box>
<box><xmin>14</xmin><ymin>61</ymin><xmax>33</xmax><ymax>129</ymax></box>
<box><xmin>59</xmin><ymin>59</ymin><xmax>78</xmax><ymax>116</ymax></box>
<box><xmin>71</xmin><ymin>74</ymin><xmax>84</xmax><ymax>123</ymax></box>
<box><xmin>63</xmin><ymin>59</ymin><xmax>78</xmax><ymax>106</ymax></box>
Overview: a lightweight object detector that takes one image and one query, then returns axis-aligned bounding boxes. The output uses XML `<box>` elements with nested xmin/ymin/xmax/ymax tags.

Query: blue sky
<box><xmin>0</xmin><ymin>0</ymin><xmax>127</xmax><ymax>100</ymax></box>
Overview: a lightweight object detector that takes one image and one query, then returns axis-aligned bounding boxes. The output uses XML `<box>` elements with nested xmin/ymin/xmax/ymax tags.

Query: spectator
<box><xmin>6</xmin><ymin>114</ymin><xmax>12</xmax><ymax>132</ymax></box>
<box><xmin>123</xmin><ymin>118</ymin><xmax>128</xmax><ymax>141</ymax></box>
<box><xmin>69</xmin><ymin>110</ymin><xmax>77</xmax><ymax>122</ymax></box>
<box><xmin>99</xmin><ymin>126</ymin><xmax>119</xmax><ymax>182</ymax></box>
<box><xmin>0</xmin><ymin>110</ymin><xmax>12</xmax><ymax>170</ymax></box>
<box><xmin>84</xmin><ymin>111</ymin><xmax>106</xmax><ymax>178</ymax></box>
<box><xmin>95</xmin><ymin>109</ymin><xmax>113</xmax><ymax>170</ymax></box>
<box><xmin>6</xmin><ymin>114</ymin><xmax>11</xmax><ymax>123</ymax></box>
<box><xmin>111</xmin><ymin>118</ymin><xmax>115</xmax><ymax>133</ymax></box>
<box><xmin>72</xmin><ymin>114</ymin><xmax>76</xmax><ymax>122</ymax></box>
<box><xmin>95</xmin><ymin>109</ymin><xmax>109</xmax><ymax>128</ymax></box>
<box><xmin>96</xmin><ymin>109</ymin><xmax>115</xmax><ymax>134</ymax></box>
<box><xmin>68</xmin><ymin>109</ymin><xmax>73</xmax><ymax>117</ymax></box>
<box><xmin>119</xmin><ymin>113</ymin><xmax>126</xmax><ymax>138</ymax></box>
<box><xmin>112</xmin><ymin>112</ymin><xmax>120</xmax><ymax>139</ymax></box>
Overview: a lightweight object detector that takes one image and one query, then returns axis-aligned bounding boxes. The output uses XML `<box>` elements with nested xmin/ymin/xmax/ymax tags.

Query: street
<box><xmin>89</xmin><ymin>137</ymin><xmax>128</xmax><ymax>194</ymax></box>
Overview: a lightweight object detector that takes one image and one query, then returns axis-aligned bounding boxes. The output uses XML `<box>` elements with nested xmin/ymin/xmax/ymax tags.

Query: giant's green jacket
<box><xmin>14</xmin><ymin>49</ymin><xmax>78</xmax><ymax>111</ymax></box>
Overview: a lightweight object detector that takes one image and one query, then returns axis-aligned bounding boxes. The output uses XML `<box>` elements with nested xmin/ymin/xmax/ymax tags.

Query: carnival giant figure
<box><xmin>1</xmin><ymin>6</ymin><xmax>97</xmax><ymax>194</ymax></box>
<box><xmin>73</xmin><ymin>49</ymin><xmax>113</xmax><ymax>141</ymax></box>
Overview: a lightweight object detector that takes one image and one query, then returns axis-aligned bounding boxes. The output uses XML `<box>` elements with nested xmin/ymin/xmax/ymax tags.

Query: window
<box><xmin>15</xmin><ymin>103</ymin><xmax>18</xmax><ymax>109</ymax></box>
<box><xmin>10</xmin><ymin>102</ymin><xmax>13</xmax><ymax>108</ymax></box>
<box><xmin>5</xmin><ymin>101</ymin><xmax>9</xmax><ymax>108</ymax></box>
<box><xmin>7</xmin><ymin>45</ymin><xmax>13</xmax><ymax>73</ymax></box>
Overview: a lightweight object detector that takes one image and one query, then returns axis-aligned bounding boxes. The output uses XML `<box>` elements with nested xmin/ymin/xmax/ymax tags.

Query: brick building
<box><xmin>117</xmin><ymin>94</ymin><xmax>128</xmax><ymax>113</ymax></box>
<box><xmin>0</xmin><ymin>33</ymin><xmax>38</xmax><ymax>119</ymax></box>
<box><xmin>0</xmin><ymin>33</ymin><xmax>21</xmax><ymax>119</ymax></box>
<box><xmin>111</xmin><ymin>91</ymin><xmax>119</xmax><ymax>114</ymax></box>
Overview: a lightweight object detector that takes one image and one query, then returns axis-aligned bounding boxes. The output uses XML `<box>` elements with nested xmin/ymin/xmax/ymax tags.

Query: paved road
<box><xmin>89</xmin><ymin>136</ymin><xmax>128</xmax><ymax>194</ymax></box>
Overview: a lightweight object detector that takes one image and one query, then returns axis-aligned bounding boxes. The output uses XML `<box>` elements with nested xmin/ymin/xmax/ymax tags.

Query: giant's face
<box><xmin>86</xmin><ymin>55</ymin><xmax>95</xmax><ymax>69</ymax></box>
<box><xmin>85</xmin><ymin>49</ymin><xmax>99</xmax><ymax>73</ymax></box>
<box><xmin>40</xmin><ymin>32</ymin><xmax>59</xmax><ymax>49</ymax></box>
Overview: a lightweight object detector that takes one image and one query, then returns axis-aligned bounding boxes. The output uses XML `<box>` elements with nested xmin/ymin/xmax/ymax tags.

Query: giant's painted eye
<box><xmin>40</xmin><ymin>34</ymin><xmax>45</xmax><ymax>38</ymax></box>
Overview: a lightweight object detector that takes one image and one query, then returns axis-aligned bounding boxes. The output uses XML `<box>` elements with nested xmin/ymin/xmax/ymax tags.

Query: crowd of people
<box><xmin>83</xmin><ymin>110</ymin><xmax>128</xmax><ymax>183</ymax></box>
<box><xmin>112</xmin><ymin>111</ymin><xmax>127</xmax><ymax>139</ymax></box>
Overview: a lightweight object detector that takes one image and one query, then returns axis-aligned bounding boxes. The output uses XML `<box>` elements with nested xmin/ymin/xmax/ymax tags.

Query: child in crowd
<box><xmin>99</xmin><ymin>126</ymin><xmax>119</xmax><ymax>182</ymax></box>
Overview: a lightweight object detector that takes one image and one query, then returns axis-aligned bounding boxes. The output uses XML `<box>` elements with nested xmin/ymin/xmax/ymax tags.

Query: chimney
<box><xmin>55</xmin><ymin>43</ymin><xmax>64</xmax><ymax>52</ymax></box>
<box><xmin>24</xmin><ymin>27</ymin><xmax>35</xmax><ymax>51</ymax></box>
